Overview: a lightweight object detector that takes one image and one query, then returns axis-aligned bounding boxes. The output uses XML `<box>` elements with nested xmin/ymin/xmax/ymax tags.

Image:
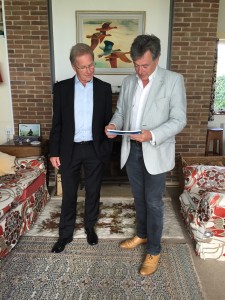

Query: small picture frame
<box><xmin>18</xmin><ymin>123</ymin><xmax>41</xmax><ymax>137</ymax></box>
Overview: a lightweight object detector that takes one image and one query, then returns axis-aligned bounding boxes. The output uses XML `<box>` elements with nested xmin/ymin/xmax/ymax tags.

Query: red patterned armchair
<box><xmin>179</xmin><ymin>156</ymin><xmax>225</xmax><ymax>260</ymax></box>
<box><xmin>0</xmin><ymin>153</ymin><xmax>50</xmax><ymax>258</ymax></box>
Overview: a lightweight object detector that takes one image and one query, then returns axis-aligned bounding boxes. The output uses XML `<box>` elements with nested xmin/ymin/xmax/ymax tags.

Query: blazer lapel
<box><xmin>67</xmin><ymin>77</ymin><xmax>75</xmax><ymax>131</ymax></box>
<box><xmin>126</xmin><ymin>76</ymin><xmax>138</xmax><ymax>129</ymax></box>
<box><xmin>92</xmin><ymin>77</ymin><xmax>98</xmax><ymax>122</ymax></box>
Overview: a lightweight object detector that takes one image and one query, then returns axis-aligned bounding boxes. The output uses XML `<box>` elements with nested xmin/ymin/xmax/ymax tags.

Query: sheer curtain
<box><xmin>208</xmin><ymin>39</ymin><xmax>218</xmax><ymax>121</ymax></box>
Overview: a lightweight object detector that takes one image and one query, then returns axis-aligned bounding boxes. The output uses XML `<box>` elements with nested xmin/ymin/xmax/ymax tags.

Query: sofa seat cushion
<box><xmin>0</xmin><ymin>157</ymin><xmax>45</xmax><ymax>219</ymax></box>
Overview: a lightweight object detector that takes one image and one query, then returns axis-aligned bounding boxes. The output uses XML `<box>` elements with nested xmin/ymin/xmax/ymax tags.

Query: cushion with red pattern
<box><xmin>183</xmin><ymin>165</ymin><xmax>225</xmax><ymax>191</ymax></box>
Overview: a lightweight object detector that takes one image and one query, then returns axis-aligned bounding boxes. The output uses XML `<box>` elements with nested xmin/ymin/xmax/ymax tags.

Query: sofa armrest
<box><xmin>14</xmin><ymin>156</ymin><xmax>45</xmax><ymax>171</ymax></box>
<box><xmin>197</xmin><ymin>191</ymin><xmax>225</xmax><ymax>222</ymax></box>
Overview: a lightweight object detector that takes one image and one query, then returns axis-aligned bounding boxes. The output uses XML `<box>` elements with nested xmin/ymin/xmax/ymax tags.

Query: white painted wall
<box><xmin>0</xmin><ymin>1</ymin><xmax>14</xmax><ymax>144</ymax></box>
<box><xmin>51</xmin><ymin>0</ymin><xmax>171</xmax><ymax>86</ymax></box>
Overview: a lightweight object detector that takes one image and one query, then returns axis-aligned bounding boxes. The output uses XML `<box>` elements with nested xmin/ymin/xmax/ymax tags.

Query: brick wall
<box><xmin>4</xmin><ymin>0</ymin><xmax>220</xmax><ymax>183</ymax></box>
<box><xmin>168</xmin><ymin>0</ymin><xmax>219</xmax><ymax>183</ymax></box>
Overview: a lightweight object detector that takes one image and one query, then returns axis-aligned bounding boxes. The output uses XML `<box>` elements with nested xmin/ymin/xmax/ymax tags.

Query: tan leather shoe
<box><xmin>139</xmin><ymin>254</ymin><xmax>160</xmax><ymax>276</ymax></box>
<box><xmin>120</xmin><ymin>236</ymin><xmax>147</xmax><ymax>249</ymax></box>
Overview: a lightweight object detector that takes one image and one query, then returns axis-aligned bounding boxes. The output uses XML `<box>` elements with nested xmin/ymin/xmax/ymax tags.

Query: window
<box><xmin>214</xmin><ymin>40</ymin><xmax>225</xmax><ymax>113</ymax></box>
<box><xmin>0</xmin><ymin>8</ymin><xmax>4</xmax><ymax>36</ymax></box>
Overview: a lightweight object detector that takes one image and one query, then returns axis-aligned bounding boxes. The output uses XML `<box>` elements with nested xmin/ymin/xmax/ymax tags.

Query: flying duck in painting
<box><xmin>86</xmin><ymin>32</ymin><xmax>112</xmax><ymax>51</ymax></box>
<box><xmin>98</xmin><ymin>40</ymin><xmax>120</xmax><ymax>58</ymax></box>
<box><xmin>105</xmin><ymin>51</ymin><xmax>132</xmax><ymax>68</ymax></box>
<box><xmin>96</xmin><ymin>22</ymin><xmax>118</xmax><ymax>35</ymax></box>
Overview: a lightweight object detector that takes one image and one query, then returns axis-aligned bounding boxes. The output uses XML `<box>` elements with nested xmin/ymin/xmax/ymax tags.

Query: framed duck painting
<box><xmin>76</xmin><ymin>11</ymin><xmax>146</xmax><ymax>74</ymax></box>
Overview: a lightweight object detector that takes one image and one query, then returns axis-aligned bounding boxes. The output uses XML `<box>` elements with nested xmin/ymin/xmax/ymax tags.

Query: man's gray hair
<box><xmin>70</xmin><ymin>43</ymin><xmax>94</xmax><ymax>65</ymax></box>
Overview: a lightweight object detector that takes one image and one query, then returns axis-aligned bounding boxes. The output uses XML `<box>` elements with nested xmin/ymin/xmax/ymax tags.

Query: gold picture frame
<box><xmin>76</xmin><ymin>11</ymin><xmax>146</xmax><ymax>75</ymax></box>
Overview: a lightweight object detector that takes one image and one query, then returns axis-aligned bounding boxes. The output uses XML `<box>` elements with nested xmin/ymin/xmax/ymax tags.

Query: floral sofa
<box><xmin>0</xmin><ymin>152</ymin><xmax>50</xmax><ymax>258</ymax></box>
<box><xmin>179</xmin><ymin>155</ymin><xmax>225</xmax><ymax>260</ymax></box>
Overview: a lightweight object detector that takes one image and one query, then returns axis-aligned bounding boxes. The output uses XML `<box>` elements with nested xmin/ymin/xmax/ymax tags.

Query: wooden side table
<box><xmin>205</xmin><ymin>128</ymin><xmax>223</xmax><ymax>156</ymax></box>
<box><xmin>0</xmin><ymin>140</ymin><xmax>43</xmax><ymax>157</ymax></box>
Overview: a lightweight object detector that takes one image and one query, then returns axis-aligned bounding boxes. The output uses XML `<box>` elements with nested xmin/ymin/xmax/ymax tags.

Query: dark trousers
<box><xmin>126</xmin><ymin>143</ymin><xmax>167</xmax><ymax>255</ymax></box>
<box><xmin>59</xmin><ymin>142</ymin><xmax>104</xmax><ymax>239</ymax></box>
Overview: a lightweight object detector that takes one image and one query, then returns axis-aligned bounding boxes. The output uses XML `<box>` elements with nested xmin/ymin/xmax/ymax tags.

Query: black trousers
<box><xmin>59</xmin><ymin>142</ymin><xmax>104</xmax><ymax>239</ymax></box>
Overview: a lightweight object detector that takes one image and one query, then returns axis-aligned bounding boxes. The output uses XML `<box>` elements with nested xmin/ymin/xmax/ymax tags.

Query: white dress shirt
<box><xmin>130</xmin><ymin>67</ymin><xmax>158</xmax><ymax>144</ymax></box>
<box><xmin>74</xmin><ymin>76</ymin><xmax>93</xmax><ymax>142</ymax></box>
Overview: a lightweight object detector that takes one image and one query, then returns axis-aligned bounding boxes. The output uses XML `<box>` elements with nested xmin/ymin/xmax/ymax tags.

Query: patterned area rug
<box><xmin>24</xmin><ymin>196</ymin><xmax>185</xmax><ymax>239</ymax></box>
<box><xmin>0</xmin><ymin>237</ymin><xmax>204</xmax><ymax>300</ymax></box>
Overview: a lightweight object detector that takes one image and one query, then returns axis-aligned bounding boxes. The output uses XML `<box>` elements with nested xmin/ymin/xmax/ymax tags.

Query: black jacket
<box><xmin>49</xmin><ymin>76</ymin><xmax>112</xmax><ymax>167</ymax></box>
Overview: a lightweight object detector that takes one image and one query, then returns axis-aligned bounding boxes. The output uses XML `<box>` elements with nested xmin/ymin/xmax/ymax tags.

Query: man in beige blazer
<box><xmin>105</xmin><ymin>34</ymin><xmax>186</xmax><ymax>276</ymax></box>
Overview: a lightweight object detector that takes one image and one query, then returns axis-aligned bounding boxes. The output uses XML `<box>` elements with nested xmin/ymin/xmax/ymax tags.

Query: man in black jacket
<box><xmin>49</xmin><ymin>43</ymin><xmax>112</xmax><ymax>253</ymax></box>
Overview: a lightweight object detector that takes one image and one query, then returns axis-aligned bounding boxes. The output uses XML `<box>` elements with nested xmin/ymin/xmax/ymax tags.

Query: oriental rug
<box><xmin>24</xmin><ymin>196</ymin><xmax>185</xmax><ymax>240</ymax></box>
<box><xmin>0</xmin><ymin>237</ymin><xmax>204</xmax><ymax>300</ymax></box>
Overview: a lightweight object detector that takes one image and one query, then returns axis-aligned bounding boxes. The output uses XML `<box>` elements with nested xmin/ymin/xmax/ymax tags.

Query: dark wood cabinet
<box><xmin>103</xmin><ymin>137</ymin><xmax>128</xmax><ymax>183</ymax></box>
<box><xmin>102</xmin><ymin>93</ymin><xmax>128</xmax><ymax>183</ymax></box>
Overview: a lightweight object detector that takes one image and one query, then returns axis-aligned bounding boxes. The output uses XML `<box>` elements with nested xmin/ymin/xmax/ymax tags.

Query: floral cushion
<box><xmin>183</xmin><ymin>165</ymin><xmax>225</xmax><ymax>192</ymax></box>
<box><xmin>0</xmin><ymin>152</ymin><xmax>16</xmax><ymax>176</ymax></box>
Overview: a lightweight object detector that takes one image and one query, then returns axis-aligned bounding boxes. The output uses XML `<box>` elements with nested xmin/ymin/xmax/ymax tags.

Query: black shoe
<box><xmin>51</xmin><ymin>237</ymin><xmax>73</xmax><ymax>253</ymax></box>
<box><xmin>85</xmin><ymin>228</ymin><xmax>98</xmax><ymax>245</ymax></box>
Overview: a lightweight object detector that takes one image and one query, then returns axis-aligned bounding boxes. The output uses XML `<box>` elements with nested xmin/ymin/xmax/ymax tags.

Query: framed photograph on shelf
<box><xmin>76</xmin><ymin>11</ymin><xmax>146</xmax><ymax>74</ymax></box>
<box><xmin>18</xmin><ymin>123</ymin><xmax>41</xmax><ymax>138</ymax></box>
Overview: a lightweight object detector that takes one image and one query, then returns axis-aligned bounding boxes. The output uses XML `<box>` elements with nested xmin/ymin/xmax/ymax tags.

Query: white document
<box><xmin>107</xmin><ymin>129</ymin><xmax>141</xmax><ymax>135</ymax></box>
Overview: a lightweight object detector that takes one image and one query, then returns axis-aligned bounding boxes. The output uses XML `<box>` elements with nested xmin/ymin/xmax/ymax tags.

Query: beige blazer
<box><xmin>110</xmin><ymin>66</ymin><xmax>186</xmax><ymax>175</ymax></box>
